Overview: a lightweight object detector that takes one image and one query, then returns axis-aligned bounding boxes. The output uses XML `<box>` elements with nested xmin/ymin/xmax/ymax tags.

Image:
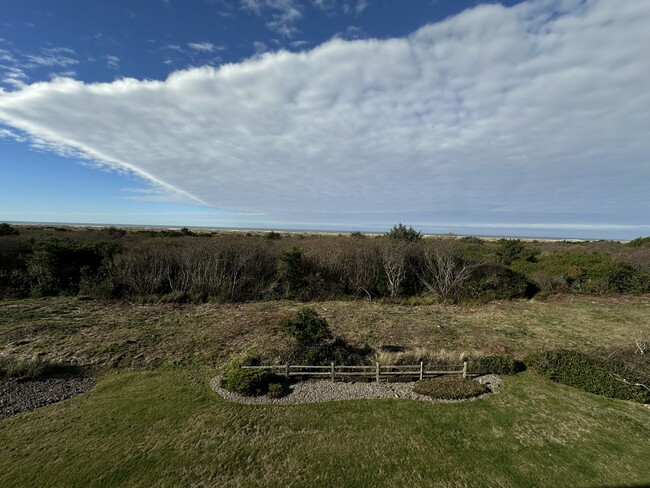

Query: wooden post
<box><xmin>420</xmin><ymin>361</ymin><xmax>424</xmax><ymax>381</ymax></box>
<box><xmin>376</xmin><ymin>362</ymin><xmax>380</xmax><ymax>383</ymax></box>
<box><xmin>462</xmin><ymin>359</ymin><xmax>468</xmax><ymax>378</ymax></box>
<box><xmin>331</xmin><ymin>362</ymin><xmax>335</xmax><ymax>383</ymax></box>
<box><xmin>285</xmin><ymin>363</ymin><xmax>289</xmax><ymax>379</ymax></box>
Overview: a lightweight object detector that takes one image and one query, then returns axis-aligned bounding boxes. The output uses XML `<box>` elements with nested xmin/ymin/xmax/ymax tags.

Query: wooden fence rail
<box><xmin>241</xmin><ymin>361</ymin><xmax>470</xmax><ymax>382</ymax></box>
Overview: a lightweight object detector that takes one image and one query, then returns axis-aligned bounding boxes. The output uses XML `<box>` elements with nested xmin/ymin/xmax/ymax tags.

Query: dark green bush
<box><xmin>220</xmin><ymin>364</ymin><xmax>270</xmax><ymax>396</ymax></box>
<box><xmin>413</xmin><ymin>376</ymin><xmax>488</xmax><ymax>400</ymax></box>
<box><xmin>626</xmin><ymin>237</ymin><xmax>650</xmax><ymax>248</ymax></box>
<box><xmin>0</xmin><ymin>223</ymin><xmax>19</xmax><ymax>236</ymax></box>
<box><xmin>385</xmin><ymin>223</ymin><xmax>422</xmax><ymax>242</ymax></box>
<box><xmin>280</xmin><ymin>308</ymin><xmax>370</xmax><ymax>365</ymax></box>
<box><xmin>527</xmin><ymin>350</ymin><xmax>650</xmax><ymax>404</ymax></box>
<box><xmin>267</xmin><ymin>382</ymin><xmax>286</xmax><ymax>398</ymax></box>
<box><xmin>468</xmin><ymin>355</ymin><xmax>520</xmax><ymax>375</ymax></box>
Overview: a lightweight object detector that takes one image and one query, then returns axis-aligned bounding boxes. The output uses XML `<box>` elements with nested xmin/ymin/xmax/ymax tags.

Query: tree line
<box><xmin>1</xmin><ymin>223</ymin><xmax>649</xmax><ymax>302</ymax></box>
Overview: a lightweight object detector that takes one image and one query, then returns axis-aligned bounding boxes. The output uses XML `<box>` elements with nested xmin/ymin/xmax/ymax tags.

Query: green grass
<box><xmin>1</xmin><ymin>369</ymin><xmax>649</xmax><ymax>487</ymax></box>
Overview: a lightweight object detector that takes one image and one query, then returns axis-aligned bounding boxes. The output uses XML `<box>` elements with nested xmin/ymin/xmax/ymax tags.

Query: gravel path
<box><xmin>210</xmin><ymin>374</ymin><xmax>502</xmax><ymax>405</ymax></box>
<box><xmin>0</xmin><ymin>375</ymin><xmax>95</xmax><ymax>419</ymax></box>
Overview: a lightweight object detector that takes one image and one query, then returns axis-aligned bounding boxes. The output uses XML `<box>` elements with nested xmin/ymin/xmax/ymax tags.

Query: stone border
<box><xmin>210</xmin><ymin>374</ymin><xmax>502</xmax><ymax>405</ymax></box>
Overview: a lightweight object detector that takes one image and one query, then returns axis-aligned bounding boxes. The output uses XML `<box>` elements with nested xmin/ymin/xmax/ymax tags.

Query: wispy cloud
<box><xmin>24</xmin><ymin>47</ymin><xmax>79</xmax><ymax>68</ymax></box>
<box><xmin>241</xmin><ymin>0</ymin><xmax>303</xmax><ymax>38</ymax></box>
<box><xmin>104</xmin><ymin>55</ymin><xmax>120</xmax><ymax>70</ymax></box>
<box><xmin>187</xmin><ymin>42</ymin><xmax>221</xmax><ymax>53</ymax></box>
<box><xmin>0</xmin><ymin>0</ymin><xmax>648</xmax><ymax>233</ymax></box>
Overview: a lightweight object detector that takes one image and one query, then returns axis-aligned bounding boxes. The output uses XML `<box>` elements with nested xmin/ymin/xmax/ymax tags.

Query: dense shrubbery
<box><xmin>413</xmin><ymin>376</ymin><xmax>489</xmax><ymax>400</ymax></box>
<box><xmin>1</xmin><ymin>225</ymin><xmax>649</xmax><ymax>303</ymax></box>
<box><xmin>526</xmin><ymin>349</ymin><xmax>650</xmax><ymax>404</ymax></box>
<box><xmin>467</xmin><ymin>355</ymin><xmax>520</xmax><ymax>375</ymax></box>
<box><xmin>0</xmin><ymin>223</ymin><xmax>19</xmax><ymax>236</ymax></box>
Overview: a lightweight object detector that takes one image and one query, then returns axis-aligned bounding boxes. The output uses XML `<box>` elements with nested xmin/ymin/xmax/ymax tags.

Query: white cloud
<box><xmin>241</xmin><ymin>0</ymin><xmax>302</xmax><ymax>37</ymax></box>
<box><xmin>0</xmin><ymin>0</ymin><xmax>649</xmax><ymax>230</ymax></box>
<box><xmin>355</xmin><ymin>0</ymin><xmax>368</xmax><ymax>15</ymax></box>
<box><xmin>104</xmin><ymin>55</ymin><xmax>120</xmax><ymax>69</ymax></box>
<box><xmin>24</xmin><ymin>48</ymin><xmax>79</xmax><ymax>68</ymax></box>
<box><xmin>187</xmin><ymin>42</ymin><xmax>218</xmax><ymax>52</ymax></box>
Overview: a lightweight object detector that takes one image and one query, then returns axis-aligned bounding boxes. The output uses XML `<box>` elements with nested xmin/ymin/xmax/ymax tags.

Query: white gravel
<box><xmin>210</xmin><ymin>374</ymin><xmax>502</xmax><ymax>405</ymax></box>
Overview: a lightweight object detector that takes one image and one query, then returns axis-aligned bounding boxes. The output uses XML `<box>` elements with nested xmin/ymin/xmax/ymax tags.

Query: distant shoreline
<box><xmin>3</xmin><ymin>220</ymin><xmax>624</xmax><ymax>243</ymax></box>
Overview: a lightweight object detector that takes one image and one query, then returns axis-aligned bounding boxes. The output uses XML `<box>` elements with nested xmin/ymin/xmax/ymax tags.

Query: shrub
<box><xmin>0</xmin><ymin>223</ymin><xmax>19</xmax><ymax>236</ymax></box>
<box><xmin>413</xmin><ymin>376</ymin><xmax>488</xmax><ymax>400</ymax></box>
<box><xmin>267</xmin><ymin>382</ymin><xmax>286</xmax><ymax>398</ymax></box>
<box><xmin>280</xmin><ymin>308</ymin><xmax>370</xmax><ymax>365</ymax></box>
<box><xmin>527</xmin><ymin>350</ymin><xmax>650</xmax><ymax>403</ymax></box>
<box><xmin>220</xmin><ymin>363</ymin><xmax>270</xmax><ymax>396</ymax></box>
<box><xmin>467</xmin><ymin>355</ymin><xmax>520</xmax><ymax>375</ymax></box>
<box><xmin>626</xmin><ymin>237</ymin><xmax>650</xmax><ymax>248</ymax></box>
<box><xmin>385</xmin><ymin>223</ymin><xmax>422</xmax><ymax>242</ymax></box>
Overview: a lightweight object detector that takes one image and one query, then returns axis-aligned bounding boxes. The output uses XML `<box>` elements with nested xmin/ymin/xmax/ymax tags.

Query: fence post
<box><xmin>462</xmin><ymin>359</ymin><xmax>468</xmax><ymax>378</ymax></box>
<box><xmin>420</xmin><ymin>361</ymin><xmax>424</xmax><ymax>381</ymax></box>
<box><xmin>331</xmin><ymin>362</ymin><xmax>335</xmax><ymax>383</ymax></box>
<box><xmin>285</xmin><ymin>363</ymin><xmax>289</xmax><ymax>379</ymax></box>
<box><xmin>376</xmin><ymin>362</ymin><xmax>380</xmax><ymax>383</ymax></box>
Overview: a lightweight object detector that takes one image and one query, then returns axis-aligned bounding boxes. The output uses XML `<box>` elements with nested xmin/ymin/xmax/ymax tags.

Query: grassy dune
<box><xmin>1</xmin><ymin>369</ymin><xmax>649</xmax><ymax>487</ymax></box>
<box><xmin>1</xmin><ymin>295</ymin><xmax>649</xmax><ymax>368</ymax></box>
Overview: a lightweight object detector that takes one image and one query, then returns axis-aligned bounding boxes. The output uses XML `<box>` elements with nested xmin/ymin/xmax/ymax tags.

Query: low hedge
<box><xmin>467</xmin><ymin>355</ymin><xmax>520</xmax><ymax>375</ymax></box>
<box><xmin>413</xmin><ymin>376</ymin><xmax>488</xmax><ymax>400</ymax></box>
<box><xmin>526</xmin><ymin>350</ymin><xmax>650</xmax><ymax>404</ymax></box>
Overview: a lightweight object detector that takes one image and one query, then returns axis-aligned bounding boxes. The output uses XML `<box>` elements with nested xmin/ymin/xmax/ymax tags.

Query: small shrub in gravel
<box><xmin>468</xmin><ymin>355</ymin><xmax>521</xmax><ymax>375</ymax></box>
<box><xmin>267</xmin><ymin>383</ymin><xmax>286</xmax><ymax>398</ymax></box>
<box><xmin>220</xmin><ymin>363</ymin><xmax>270</xmax><ymax>396</ymax></box>
<box><xmin>413</xmin><ymin>376</ymin><xmax>488</xmax><ymax>400</ymax></box>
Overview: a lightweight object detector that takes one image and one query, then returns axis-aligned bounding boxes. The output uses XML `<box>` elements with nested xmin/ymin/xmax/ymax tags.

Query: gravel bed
<box><xmin>210</xmin><ymin>374</ymin><xmax>502</xmax><ymax>405</ymax></box>
<box><xmin>0</xmin><ymin>375</ymin><xmax>96</xmax><ymax>419</ymax></box>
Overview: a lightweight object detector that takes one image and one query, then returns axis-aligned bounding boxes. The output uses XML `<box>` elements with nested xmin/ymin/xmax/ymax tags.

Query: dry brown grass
<box><xmin>1</xmin><ymin>294</ymin><xmax>649</xmax><ymax>369</ymax></box>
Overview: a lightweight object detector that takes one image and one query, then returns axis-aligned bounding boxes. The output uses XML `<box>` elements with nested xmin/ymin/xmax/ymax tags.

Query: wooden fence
<box><xmin>241</xmin><ymin>361</ymin><xmax>470</xmax><ymax>383</ymax></box>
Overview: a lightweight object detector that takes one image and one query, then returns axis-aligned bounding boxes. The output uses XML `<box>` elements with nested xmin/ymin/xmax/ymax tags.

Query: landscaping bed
<box><xmin>0</xmin><ymin>374</ymin><xmax>95</xmax><ymax>419</ymax></box>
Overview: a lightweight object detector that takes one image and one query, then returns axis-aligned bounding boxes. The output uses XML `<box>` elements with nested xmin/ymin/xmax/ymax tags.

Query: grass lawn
<box><xmin>1</xmin><ymin>369</ymin><xmax>649</xmax><ymax>487</ymax></box>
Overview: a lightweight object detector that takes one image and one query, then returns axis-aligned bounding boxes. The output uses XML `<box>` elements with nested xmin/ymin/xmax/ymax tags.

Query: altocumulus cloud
<box><xmin>0</xmin><ymin>0</ymin><xmax>649</xmax><ymax>231</ymax></box>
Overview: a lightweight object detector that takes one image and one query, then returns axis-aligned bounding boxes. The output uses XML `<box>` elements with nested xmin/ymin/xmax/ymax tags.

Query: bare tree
<box><xmin>379</xmin><ymin>239</ymin><xmax>409</xmax><ymax>299</ymax></box>
<box><xmin>418</xmin><ymin>239</ymin><xmax>477</xmax><ymax>302</ymax></box>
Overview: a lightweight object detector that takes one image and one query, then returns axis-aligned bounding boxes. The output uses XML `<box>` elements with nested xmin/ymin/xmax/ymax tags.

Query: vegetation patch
<box><xmin>0</xmin><ymin>356</ymin><xmax>81</xmax><ymax>381</ymax></box>
<box><xmin>280</xmin><ymin>307</ymin><xmax>370</xmax><ymax>365</ymax></box>
<box><xmin>527</xmin><ymin>349</ymin><xmax>650</xmax><ymax>404</ymax></box>
<box><xmin>219</xmin><ymin>362</ymin><xmax>286</xmax><ymax>397</ymax></box>
<box><xmin>467</xmin><ymin>355</ymin><xmax>521</xmax><ymax>375</ymax></box>
<box><xmin>413</xmin><ymin>376</ymin><xmax>489</xmax><ymax>400</ymax></box>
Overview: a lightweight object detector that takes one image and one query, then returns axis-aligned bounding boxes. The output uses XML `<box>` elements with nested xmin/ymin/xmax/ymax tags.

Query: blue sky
<box><xmin>0</xmin><ymin>0</ymin><xmax>649</xmax><ymax>239</ymax></box>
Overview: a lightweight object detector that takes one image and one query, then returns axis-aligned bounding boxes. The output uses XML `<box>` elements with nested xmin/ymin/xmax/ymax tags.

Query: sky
<box><xmin>0</xmin><ymin>0</ymin><xmax>649</xmax><ymax>239</ymax></box>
